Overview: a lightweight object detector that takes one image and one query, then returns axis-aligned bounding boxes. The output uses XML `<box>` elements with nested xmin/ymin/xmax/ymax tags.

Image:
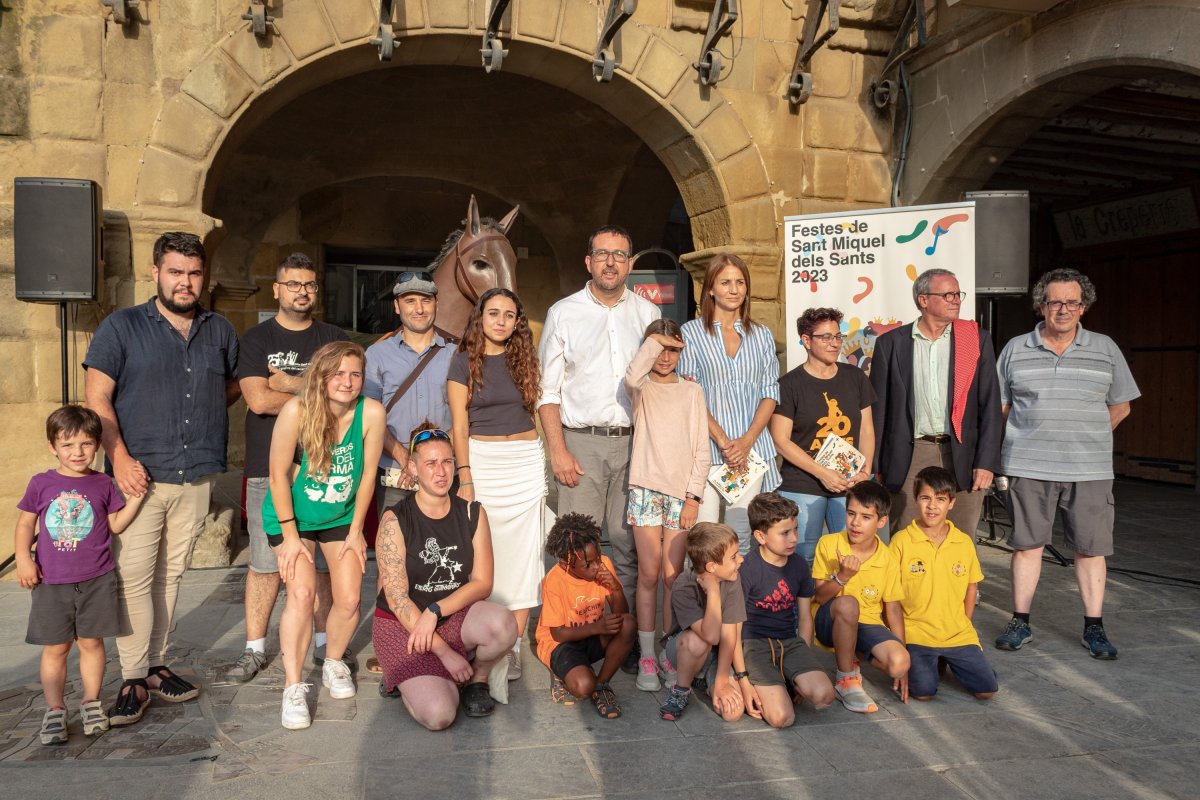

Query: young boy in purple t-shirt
<box><xmin>14</xmin><ymin>406</ymin><xmax>145</xmax><ymax>745</ymax></box>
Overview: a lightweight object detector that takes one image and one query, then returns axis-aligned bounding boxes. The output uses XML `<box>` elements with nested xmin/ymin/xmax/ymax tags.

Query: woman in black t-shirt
<box><xmin>769</xmin><ymin>308</ymin><xmax>876</xmax><ymax>563</ymax></box>
<box><xmin>371</xmin><ymin>423</ymin><xmax>518</xmax><ymax>730</ymax></box>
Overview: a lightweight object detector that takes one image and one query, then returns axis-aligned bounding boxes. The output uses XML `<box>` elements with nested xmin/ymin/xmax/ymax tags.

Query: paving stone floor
<box><xmin>1</xmin><ymin>479</ymin><xmax>1197</xmax><ymax>799</ymax></box>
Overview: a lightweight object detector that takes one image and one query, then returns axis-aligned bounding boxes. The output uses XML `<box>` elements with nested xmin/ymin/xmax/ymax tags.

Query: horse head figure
<box><xmin>430</xmin><ymin>195</ymin><xmax>519</xmax><ymax>339</ymax></box>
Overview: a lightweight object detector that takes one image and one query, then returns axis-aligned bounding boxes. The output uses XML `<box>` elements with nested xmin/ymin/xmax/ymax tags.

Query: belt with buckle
<box><xmin>568</xmin><ymin>425</ymin><xmax>632</xmax><ymax>437</ymax></box>
<box><xmin>915</xmin><ymin>434</ymin><xmax>951</xmax><ymax>444</ymax></box>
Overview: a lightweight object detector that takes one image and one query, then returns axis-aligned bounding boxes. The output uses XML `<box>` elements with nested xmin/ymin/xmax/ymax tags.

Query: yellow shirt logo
<box><xmin>810</xmin><ymin>391</ymin><xmax>854</xmax><ymax>450</ymax></box>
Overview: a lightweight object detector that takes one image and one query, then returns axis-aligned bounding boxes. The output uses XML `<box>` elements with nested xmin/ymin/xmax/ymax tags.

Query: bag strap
<box><xmin>385</xmin><ymin>343</ymin><xmax>443</xmax><ymax>415</ymax></box>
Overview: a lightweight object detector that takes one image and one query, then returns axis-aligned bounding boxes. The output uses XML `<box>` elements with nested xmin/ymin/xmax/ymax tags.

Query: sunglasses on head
<box><xmin>408</xmin><ymin>428</ymin><xmax>451</xmax><ymax>453</ymax></box>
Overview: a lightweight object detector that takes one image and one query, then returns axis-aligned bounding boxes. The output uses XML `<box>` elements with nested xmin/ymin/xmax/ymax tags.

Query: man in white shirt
<box><xmin>538</xmin><ymin>225</ymin><xmax>660</xmax><ymax>610</ymax></box>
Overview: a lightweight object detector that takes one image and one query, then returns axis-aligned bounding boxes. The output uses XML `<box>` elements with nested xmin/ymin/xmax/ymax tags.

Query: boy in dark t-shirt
<box><xmin>736</xmin><ymin>493</ymin><xmax>835</xmax><ymax>728</ymax></box>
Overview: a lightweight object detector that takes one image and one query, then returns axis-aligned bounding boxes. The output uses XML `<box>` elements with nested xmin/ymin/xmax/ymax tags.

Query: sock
<box><xmin>1084</xmin><ymin>616</ymin><xmax>1103</xmax><ymax>629</ymax></box>
<box><xmin>314</xmin><ymin>632</ymin><xmax>328</xmax><ymax>648</ymax></box>
<box><xmin>637</xmin><ymin>631</ymin><xmax>656</xmax><ymax>661</ymax></box>
<box><xmin>836</xmin><ymin>669</ymin><xmax>855</xmax><ymax>682</ymax></box>
<box><xmin>1013</xmin><ymin>612</ymin><xmax>1030</xmax><ymax>624</ymax></box>
<box><xmin>246</xmin><ymin>638</ymin><xmax>266</xmax><ymax>654</ymax></box>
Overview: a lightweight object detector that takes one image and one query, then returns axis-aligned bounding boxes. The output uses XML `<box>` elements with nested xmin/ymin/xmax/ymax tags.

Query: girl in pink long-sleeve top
<box><xmin>624</xmin><ymin>319</ymin><xmax>711</xmax><ymax>692</ymax></box>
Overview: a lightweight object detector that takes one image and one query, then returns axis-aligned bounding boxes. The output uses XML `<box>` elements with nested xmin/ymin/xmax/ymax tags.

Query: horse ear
<box><xmin>467</xmin><ymin>195</ymin><xmax>482</xmax><ymax>236</ymax></box>
<box><xmin>497</xmin><ymin>205</ymin><xmax>520</xmax><ymax>235</ymax></box>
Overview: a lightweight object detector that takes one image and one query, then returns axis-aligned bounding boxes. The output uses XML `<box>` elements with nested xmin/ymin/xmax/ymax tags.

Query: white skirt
<box><xmin>468</xmin><ymin>437</ymin><xmax>549</xmax><ymax>611</ymax></box>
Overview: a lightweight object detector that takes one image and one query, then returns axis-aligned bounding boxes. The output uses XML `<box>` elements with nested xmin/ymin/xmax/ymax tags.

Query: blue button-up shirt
<box><xmin>84</xmin><ymin>298</ymin><xmax>238</xmax><ymax>484</ymax></box>
<box><xmin>364</xmin><ymin>331</ymin><xmax>455</xmax><ymax>468</ymax></box>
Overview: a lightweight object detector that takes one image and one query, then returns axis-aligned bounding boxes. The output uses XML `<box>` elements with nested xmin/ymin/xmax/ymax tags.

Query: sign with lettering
<box><xmin>783</xmin><ymin>202</ymin><xmax>976</xmax><ymax>373</ymax></box>
<box><xmin>1054</xmin><ymin>187</ymin><xmax>1199</xmax><ymax>248</ymax></box>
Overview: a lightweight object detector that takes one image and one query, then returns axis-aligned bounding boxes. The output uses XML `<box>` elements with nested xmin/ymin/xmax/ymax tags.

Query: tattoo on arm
<box><xmin>376</xmin><ymin>516</ymin><xmax>413</xmax><ymax>622</ymax></box>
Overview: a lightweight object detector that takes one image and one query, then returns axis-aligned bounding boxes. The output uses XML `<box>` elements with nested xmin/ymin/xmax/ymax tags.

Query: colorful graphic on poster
<box><xmin>783</xmin><ymin>202</ymin><xmax>976</xmax><ymax>373</ymax></box>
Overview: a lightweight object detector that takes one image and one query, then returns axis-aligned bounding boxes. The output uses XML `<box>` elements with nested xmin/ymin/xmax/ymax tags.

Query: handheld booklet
<box><xmin>813</xmin><ymin>433</ymin><xmax>866</xmax><ymax>480</ymax></box>
<box><xmin>707</xmin><ymin>451</ymin><xmax>769</xmax><ymax>504</ymax></box>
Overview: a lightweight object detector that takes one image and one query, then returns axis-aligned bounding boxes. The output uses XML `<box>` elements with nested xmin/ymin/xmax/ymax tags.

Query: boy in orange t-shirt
<box><xmin>535</xmin><ymin>513</ymin><xmax>636</xmax><ymax>719</ymax></box>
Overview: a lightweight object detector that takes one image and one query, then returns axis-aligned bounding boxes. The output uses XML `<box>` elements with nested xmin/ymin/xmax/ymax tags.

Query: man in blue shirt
<box><xmin>84</xmin><ymin>232</ymin><xmax>239</xmax><ymax>726</ymax></box>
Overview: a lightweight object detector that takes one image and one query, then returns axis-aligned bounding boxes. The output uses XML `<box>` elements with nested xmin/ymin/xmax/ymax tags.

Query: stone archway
<box><xmin>134</xmin><ymin>2</ymin><xmax>778</xmax><ymax>312</ymax></box>
<box><xmin>900</xmin><ymin>0</ymin><xmax>1200</xmax><ymax>205</ymax></box>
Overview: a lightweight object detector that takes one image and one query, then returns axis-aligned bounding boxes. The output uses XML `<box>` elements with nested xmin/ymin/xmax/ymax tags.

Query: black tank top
<box><xmin>376</xmin><ymin>493</ymin><xmax>480</xmax><ymax>616</ymax></box>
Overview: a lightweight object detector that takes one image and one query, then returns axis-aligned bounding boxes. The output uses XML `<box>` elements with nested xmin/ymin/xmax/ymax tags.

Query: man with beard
<box><xmin>364</xmin><ymin>271</ymin><xmax>456</xmax><ymax>514</ymax></box>
<box><xmin>84</xmin><ymin>232</ymin><xmax>239</xmax><ymax>726</ymax></box>
<box><xmin>225</xmin><ymin>253</ymin><xmax>350</xmax><ymax>683</ymax></box>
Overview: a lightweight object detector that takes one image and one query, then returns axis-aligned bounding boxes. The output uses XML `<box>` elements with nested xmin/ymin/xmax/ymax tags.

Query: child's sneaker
<box><xmin>658</xmin><ymin>684</ymin><xmax>692</xmax><ymax>721</ymax></box>
<box><xmin>835</xmin><ymin>671</ymin><xmax>878</xmax><ymax>713</ymax></box>
<box><xmin>281</xmin><ymin>683</ymin><xmax>312</xmax><ymax>730</ymax></box>
<box><xmin>995</xmin><ymin>617</ymin><xmax>1033</xmax><ymax>651</ymax></box>
<box><xmin>550</xmin><ymin>675</ymin><xmax>574</xmax><ymax>706</ymax></box>
<box><xmin>322</xmin><ymin>657</ymin><xmax>356</xmax><ymax>699</ymax></box>
<box><xmin>657</xmin><ymin>654</ymin><xmax>677</xmax><ymax>687</ymax></box>
<box><xmin>591</xmin><ymin>682</ymin><xmax>622</xmax><ymax>719</ymax></box>
<box><xmin>1081</xmin><ymin>624</ymin><xmax>1118</xmax><ymax>660</ymax></box>
<box><xmin>80</xmin><ymin>699</ymin><xmax>109</xmax><ymax>736</ymax></box>
<box><xmin>635</xmin><ymin>656</ymin><xmax>661</xmax><ymax>691</ymax></box>
<box><xmin>39</xmin><ymin>708</ymin><xmax>68</xmax><ymax>745</ymax></box>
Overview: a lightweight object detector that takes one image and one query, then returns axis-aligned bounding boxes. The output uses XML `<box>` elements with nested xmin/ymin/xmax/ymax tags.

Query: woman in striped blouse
<box><xmin>678</xmin><ymin>253</ymin><xmax>781</xmax><ymax>553</ymax></box>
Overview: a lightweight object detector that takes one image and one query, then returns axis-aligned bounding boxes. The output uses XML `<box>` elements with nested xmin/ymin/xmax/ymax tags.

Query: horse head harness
<box><xmin>450</xmin><ymin>233</ymin><xmax>512</xmax><ymax>304</ymax></box>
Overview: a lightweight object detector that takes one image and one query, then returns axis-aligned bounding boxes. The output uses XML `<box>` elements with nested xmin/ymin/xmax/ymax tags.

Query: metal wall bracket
<box><xmin>481</xmin><ymin>0</ymin><xmax>513</xmax><ymax>73</ymax></box>
<box><xmin>788</xmin><ymin>0</ymin><xmax>839</xmax><ymax>105</ymax></box>
<box><xmin>369</xmin><ymin>0</ymin><xmax>397</xmax><ymax>61</ymax></box>
<box><xmin>874</xmin><ymin>0</ymin><xmax>928</xmax><ymax>87</ymax></box>
<box><xmin>100</xmin><ymin>0</ymin><xmax>141</xmax><ymax>26</ymax></box>
<box><xmin>695</xmin><ymin>0</ymin><xmax>738</xmax><ymax>87</ymax></box>
<box><xmin>592</xmin><ymin>0</ymin><xmax>637</xmax><ymax>83</ymax></box>
<box><xmin>241</xmin><ymin>2</ymin><xmax>276</xmax><ymax>39</ymax></box>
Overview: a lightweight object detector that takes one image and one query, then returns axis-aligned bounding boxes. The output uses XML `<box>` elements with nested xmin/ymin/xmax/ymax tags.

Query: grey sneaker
<box><xmin>40</xmin><ymin>708</ymin><xmax>68</xmax><ymax>745</ymax></box>
<box><xmin>227</xmin><ymin>648</ymin><xmax>268</xmax><ymax>682</ymax></box>
<box><xmin>1082</xmin><ymin>624</ymin><xmax>1118</xmax><ymax>660</ymax></box>
<box><xmin>834</xmin><ymin>672</ymin><xmax>878</xmax><ymax>713</ymax></box>
<box><xmin>506</xmin><ymin>650</ymin><xmax>522</xmax><ymax>682</ymax></box>
<box><xmin>80</xmin><ymin>699</ymin><xmax>109</xmax><ymax>736</ymax></box>
<box><xmin>995</xmin><ymin>617</ymin><xmax>1033</xmax><ymax>651</ymax></box>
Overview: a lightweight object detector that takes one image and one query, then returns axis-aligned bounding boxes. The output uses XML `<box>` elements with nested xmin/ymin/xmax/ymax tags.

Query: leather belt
<box><xmin>567</xmin><ymin>425</ymin><xmax>632</xmax><ymax>437</ymax></box>
<box><xmin>915</xmin><ymin>434</ymin><xmax>951</xmax><ymax>444</ymax></box>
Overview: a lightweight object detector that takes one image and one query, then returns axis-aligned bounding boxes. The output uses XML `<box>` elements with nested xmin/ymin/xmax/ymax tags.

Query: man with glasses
<box><xmin>226</xmin><ymin>253</ymin><xmax>350</xmax><ymax>682</ymax></box>
<box><xmin>538</xmin><ymin>225</ymin><xmax>659</xmax><ymax>671</ymax></box>
<box><xmin>365</xmin><ymin>270</ymin><xmax>456</xmax><ymax>514</ymax></box>
<box><xmin>870</xmin><ymin>268</ymin><xmax>1002</xmax><ymax>539</ymax></box>
<box><xmin>994</xmin><ymin>268</ymin><xmax>1138</xmax><ymax>659</ymax></box>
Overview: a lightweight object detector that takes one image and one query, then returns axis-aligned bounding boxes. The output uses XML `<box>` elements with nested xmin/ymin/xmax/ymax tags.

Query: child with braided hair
<box><xmin>534</xmin><ymin>513</ymin><xmax>636</xmax><ymax>718</ymax></box>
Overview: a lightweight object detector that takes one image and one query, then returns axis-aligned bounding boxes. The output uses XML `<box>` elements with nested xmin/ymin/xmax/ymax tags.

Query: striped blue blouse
<box><xmin>679</xmin><ymin>318</ymin><xmax>782</xmax><ymax>491</ymax></box>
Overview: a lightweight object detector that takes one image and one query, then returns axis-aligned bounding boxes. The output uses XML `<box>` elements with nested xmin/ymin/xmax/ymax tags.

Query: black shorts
<box><xmin>267</xmin><ymin>523</ymin><xmax>352</xmax><ymax>548</ymax></box>
<box><xmin>743</xmin><ymin>637</ymin><xmax>825</xmax><ymax>687</ymax></box>
<box><xmin>26</xmin><ymin>570</ymin><xmax>121</xmax><ymax>645</ymax></box>
<box><xmin>546</xmin><ymin>636</ymin><xmax>607</xmax><ymax>680</ymax></box>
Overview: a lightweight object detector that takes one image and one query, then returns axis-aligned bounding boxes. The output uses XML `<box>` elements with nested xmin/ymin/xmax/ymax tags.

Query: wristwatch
<box><xmin>733</xmin><ymin>670</ymin><xmax>750</xmax><ymax>681</ymax></box>
<box><xmin>427</xmin><ymin>601</ymin><xmax>443</xmax><ymax>622</ymax></box>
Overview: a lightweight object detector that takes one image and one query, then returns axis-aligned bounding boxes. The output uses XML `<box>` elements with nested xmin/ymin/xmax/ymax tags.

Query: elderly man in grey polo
<box><xmin>993</xmin><ymin>268</ymin><xmax>1139</xmax><ymax>660</ymax></box>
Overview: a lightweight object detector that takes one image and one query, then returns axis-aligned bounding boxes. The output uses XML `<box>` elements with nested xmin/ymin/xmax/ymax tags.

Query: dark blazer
<box><xmin>869</xmin><ymin>322</ymin><xmax>1003</xmax><ymax>493</ymax></box>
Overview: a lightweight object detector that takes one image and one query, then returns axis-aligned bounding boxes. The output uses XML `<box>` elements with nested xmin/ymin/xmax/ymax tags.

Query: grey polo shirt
<box><xmin>997</xmin><ymin>322</ymin><xmax>1140</xmax><ymax>482</ymax></box>
<box><xmin>83</xmin><ymin>298</ymin><xmax>238</xmax><ymax>484</ymax></box>
<box><xmin>364</xmin><ymin>331</ymin><xmax>455</xmax><ymax>469</ymax></box>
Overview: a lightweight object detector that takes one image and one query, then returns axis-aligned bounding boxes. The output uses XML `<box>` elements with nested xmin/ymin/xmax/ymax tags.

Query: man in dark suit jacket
<box><xmin>869</xmin><ymin>269</ymin><xmax>1003</xmax><ymax>537</ymax></box>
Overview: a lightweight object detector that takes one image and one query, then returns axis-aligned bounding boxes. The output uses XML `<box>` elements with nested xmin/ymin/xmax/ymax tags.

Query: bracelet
<box><xmin>831</xmin><ymin>574</ymin><xmax>847</xmax><ymax>586</ymax></box>
<box><xmin>685</xmin><ymin>493</ymin><xmax>702</xmax><ymax>504</ymax></box>
<box><xmin>460</xmin><ymin>481</ymin><xmax>474</xmax><ymax>487</ymax></box>
<box><xmin>457</xmin><ymin>465</ymin><xmax>471</xmax><ymax>472</ymax></box>
<box><xmin>733</xmin><ymin>670</ymin><xmax>750</xmax><ymax>681</ymax></box>
<box><xmin>277</xmin><ymin>517</ymin><xmax>296</xmax><ymax>525</ymax></box>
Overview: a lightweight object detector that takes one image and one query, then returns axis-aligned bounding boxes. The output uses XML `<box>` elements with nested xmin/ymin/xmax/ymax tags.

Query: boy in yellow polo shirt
<box><xmin>890</xmin><ymin>467</ymin><xmax>998</xmax><ymax>700</ymax></box>
<box><xmin>812</xmin><ymin>481</ymin><xmax>909</xmax><ymax>713</ymax></box>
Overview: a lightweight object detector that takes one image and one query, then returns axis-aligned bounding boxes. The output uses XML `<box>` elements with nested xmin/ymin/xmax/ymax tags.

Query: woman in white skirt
<box><xmin>448</xmin><ymin>287</ymin><xmax>546</xmax><ymax>680</ymax></box>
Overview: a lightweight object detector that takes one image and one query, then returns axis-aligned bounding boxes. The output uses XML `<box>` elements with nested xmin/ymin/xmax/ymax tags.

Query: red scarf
<box><xmin>950</xmin><ymin>319</ymin><xmax>980</xmax><ymax>443</ymax></box>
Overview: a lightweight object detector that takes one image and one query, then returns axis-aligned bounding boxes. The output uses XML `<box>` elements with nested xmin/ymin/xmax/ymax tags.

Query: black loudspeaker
<box><xmin>966</xmin><ymin>190</ymin><xmax>1029</xmax><ymax>295</ymax></box>
<box><xmin>15</xmin><ymin>178</ymin><xmax>102</xmax><ymax>301</ymax></box>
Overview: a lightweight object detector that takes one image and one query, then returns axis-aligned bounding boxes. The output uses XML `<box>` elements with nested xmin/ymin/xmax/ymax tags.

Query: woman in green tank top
<box><xmin>264</xmin><ymin>341</ymin><xmax>386</xmax><ymax>730</ymax></box>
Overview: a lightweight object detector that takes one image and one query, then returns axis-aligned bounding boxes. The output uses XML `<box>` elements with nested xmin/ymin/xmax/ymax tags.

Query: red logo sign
<box><xmin>633</xmin><ymin>283</ymin><xmax>675</xmax><ymax>305</ymax></box>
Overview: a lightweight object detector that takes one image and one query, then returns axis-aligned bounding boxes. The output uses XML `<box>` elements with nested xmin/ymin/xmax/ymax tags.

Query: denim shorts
<box><xmin>813</xmin><ymin>602</ymin><xmax>901</xmax><ymax>659</ymax></box>
<box><xmin>626</xmin><ymin>485</ymin><xmax>685</xmax><ymax>529</ymax></box>
<box><xmin>907</xmin><ymin>643</ymin><xmax>998</xmax><ymax>697</ymax></box>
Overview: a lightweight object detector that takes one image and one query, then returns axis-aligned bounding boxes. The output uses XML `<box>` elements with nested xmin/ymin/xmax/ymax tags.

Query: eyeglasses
<box><xmin>921</xmin><ymin>291</ymin><xmax>967</xmax><ymax>303</ymax></box>
<box><xmin>588</xmin><ymin>249</ymin><xmax>630</xmax><ymax>263</ymax></box>
<box><xmin>805</xmin><ymin>333</ymin><xmax>845</xmax><ymax>345</ymax></box>
<box><xmin>408</xmin><ymin>428</ymin><xmax>451</xmax><ymax>453</ymax></box>
<box><xmin>278</xmin><ymin>280</ymin><xmax>319</xmax><ymax>294</ymax></box>
<box><xmin>1042</xmin><ymin>300</ymin><xmax>1084</xmax><ymax>312</ymax></box>
<box><xmin>396</xmin><ymin>271</ymin><xmax>435</xmax><ymax>284</ymax></box>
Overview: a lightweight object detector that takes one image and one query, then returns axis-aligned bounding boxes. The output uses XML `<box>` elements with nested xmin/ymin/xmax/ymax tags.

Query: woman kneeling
<box><xmin>372</xmin><ymin>424</ymin><xmax>518</xmax><ymax>730</ymax></box>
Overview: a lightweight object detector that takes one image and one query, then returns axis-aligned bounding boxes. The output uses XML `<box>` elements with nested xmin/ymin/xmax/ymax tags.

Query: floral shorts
<box><xmin>626</xmin><ymin>485</ymin><xmax>685</xmax><ymax>529</ymax></box>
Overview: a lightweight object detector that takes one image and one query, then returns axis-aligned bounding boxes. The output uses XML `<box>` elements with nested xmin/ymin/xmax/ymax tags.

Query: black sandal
<box><xmin>147</xmin><ymin>666</ymin><xmax>199</xmax><ymax>703</ymax></box>
<box><xmin>108</xmin><ymin>678</ymin><xmax>150</xmax><ymax>727</ymax></box>
<box><xmin>460</xmin><ymin>681</ymin><xmax>495</xmax><ymax>717</ymax></box>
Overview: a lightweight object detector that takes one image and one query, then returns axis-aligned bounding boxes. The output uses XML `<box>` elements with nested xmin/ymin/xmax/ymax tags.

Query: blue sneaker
<box><xmin>658</xmin><ymin>684</ymin><xmax>691</xmax><ymax>721</ymax></box>
<box><xmin>995</xmin><ymin>617</ymin><xmax>1033</xmax><ymax>651</ymax></box>
<box><xmin>1081</xmin><ymin>625</ymin><xmax>1118</xmax><ymax>660</ymax></box>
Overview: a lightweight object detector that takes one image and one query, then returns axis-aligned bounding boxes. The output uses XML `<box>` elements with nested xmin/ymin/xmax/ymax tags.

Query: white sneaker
<box><xmin>281</xmin><ymin>683</ymin><xmax>312</xmax><ymax>729</ymax></box>
<box><xmin>635</xmin><ymin>656</ymin><xmax>661</xmax><ymax>691</ymax></box>
<box><xmin>323</xmin><ymin>657</ymin><xmax>356</xmax><ymax>699</ymax></box>
<box><xmin>657</xmin><ymin>654</ymin><xmax>677</xmax><ymax>688</ymax></box>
